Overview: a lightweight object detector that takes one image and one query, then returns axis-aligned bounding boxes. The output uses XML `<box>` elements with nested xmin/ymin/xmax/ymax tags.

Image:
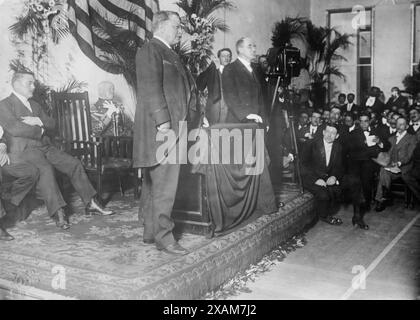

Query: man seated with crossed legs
<box><xmin>0</xmin><ymin>71</ymin><xmax>114</xmax><ymax>230</ymax></box>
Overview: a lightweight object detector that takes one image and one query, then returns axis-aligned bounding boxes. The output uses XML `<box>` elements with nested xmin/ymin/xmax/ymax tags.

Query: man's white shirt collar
<box><xmin>219</xmin><ymin>65</ymin><xmax>225</xmax><ymax>74</ymax></box>
<box><xmin>12</xmin><ymin>90</ymin><xmax>32</xmax><ymax>112</ymax></box>
<box><xmin>396</xmin><ymin>131</ymin><xmax>407</xmax><ymax>144</ymax></box>
<box><xmin>349</xmin><ymin>125</ymin><xmax>356</xmax><ymax>132</ymax></box>
<box><xmin>237</xmin><ymin>57</ymin><xmax>253</xmax><ymax>73</ymax></box>
<box><xmin>153</xmin><ymin>36</ymin><xmax>172</xmax><ymax>49</ymax></box>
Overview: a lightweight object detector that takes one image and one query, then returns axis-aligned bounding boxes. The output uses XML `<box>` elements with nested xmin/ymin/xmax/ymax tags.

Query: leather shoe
<box><xmin>375</xmin><ymin>201</ymin><xmax>386</xmax><ymax>212</ymax></box>
<box><xmin>0</xmin><ymin>227</ymin><xmax>14</xmax><ymax>241</ymax></box>
<box><xmin>53</xmin><ymin>209</ymin><xmax>70</xmax><ymax>230</ymax></box>
<box><xmin>158</xmin><ymin>243</ymin><xmax>189</xmax><ymax>256</ymax></box>
<box><xmin>86</xmin><ymin>198</ymin><xmax>115</xmax><ymax>216</ymax></box>
<box><xmin>143</xmin><ymin>238</ymin><xmax>155</xmax><ymax>245</ymax></box>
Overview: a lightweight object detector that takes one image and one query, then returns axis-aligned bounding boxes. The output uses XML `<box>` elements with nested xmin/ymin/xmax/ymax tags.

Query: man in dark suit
<box><xmin>302</xmin><ymin>124</ymin><xmax>365</xmax><ymax>227</ymax></box>
<box><xmin>346</xmin><ymin>114</ymin><xmax>390</xmax><ymax>212</ymax></box>
<box><xmin>386</xmin><ymin>87</ymin><xmax>409</xmax><ymax>112</ymax></box>
<box><xmin>133</xmin><ymin>11</ymin><xmax>198</xmax><ymax>256</ymax></box>
<box><xmin>0</xmin><ymin>72</ymin><xmax>113</xmax><ymax>231</ymax></box>
<box><xmin>404</xmin><ymin>140</ymin><xmax>420</xmax><ymax>202</ymax></box>
<box><xmin>0</xmin><ymin>126</ymin><xmax>39</xmax><ymax>241</ymax></box>
<box><xmin>222</xmin><ymin>37</ymin><xmax>265</xmax><ymax>124</ymax></box>
<box><xmin>408</xmin><ymin>108</ymin><xmax>420</xmax><ymax>141</ymax></box>
<box><xmin>375</xmin><ymin>118</ymin><xmax>417</xmax><ymax>211</ymax></box>
<box><xmin>196</xmin><ymin>48</ymin><xmax>232</xmax><ymax>125</ymax></box>
<box><xmin>343</xmin><ymin>93</ymin><xmax>359</xmax><ymax>115</ymax></box>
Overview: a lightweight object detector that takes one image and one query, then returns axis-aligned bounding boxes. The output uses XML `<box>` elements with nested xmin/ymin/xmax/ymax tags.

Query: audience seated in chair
<box><xmin>375</xmin><ymin>118</ymin><xmax>417</xmax><ymax>212</ymax></box>
<box><xmin>301</xmin><ymin>124</ymin><xmax>367</xmax><ymax>229</ymax></box>
<box><xmin>0</xmin><ymin>71</ymin><xmax>115</xmax><ymax>231</ymax></box>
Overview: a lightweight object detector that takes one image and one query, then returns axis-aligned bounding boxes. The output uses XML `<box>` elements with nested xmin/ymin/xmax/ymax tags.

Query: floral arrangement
<box><xmin>179</xmin><ymin>14</ymin><xmax>217</xmax><ymax>76</ymax></box>
<box><xmin>10</xmin><ymin>0</ymin><xmax>69</xmax><ymax>43</ymax></box>
<box><xmin>175</xmin><ymin>0</ymin><xmax>234</xmax><ymax>77</ymax></box>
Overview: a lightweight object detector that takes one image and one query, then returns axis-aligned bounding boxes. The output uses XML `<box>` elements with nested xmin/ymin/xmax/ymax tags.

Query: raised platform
<box><xmin>0</xmin><ymin>184</ymin><xmax>314</xmax><ymax>300</ymax></box>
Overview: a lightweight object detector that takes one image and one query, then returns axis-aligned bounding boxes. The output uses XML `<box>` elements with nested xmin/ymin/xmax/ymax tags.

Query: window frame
<box><xmin>326</xmin><ymin>7</ymin><xmax>374</xmax><ymax>105</ymax></box>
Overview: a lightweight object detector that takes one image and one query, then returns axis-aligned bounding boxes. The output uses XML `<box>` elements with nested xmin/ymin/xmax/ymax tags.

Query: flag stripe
<box><xmin>68</xmin><ymin>0</ymin><xmax>159</xmax><ymax>75</ymax></box>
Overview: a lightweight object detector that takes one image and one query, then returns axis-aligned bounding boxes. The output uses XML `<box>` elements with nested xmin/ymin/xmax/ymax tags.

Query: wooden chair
<box><xmin>50</xmin><ymin>91</ymin><xmax>140</xmax><ymax>199</ymax></box>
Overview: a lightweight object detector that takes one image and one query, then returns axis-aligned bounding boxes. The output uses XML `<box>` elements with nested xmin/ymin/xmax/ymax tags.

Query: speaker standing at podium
<box><xmin>222</xmin><ymin>37</ymin><xmax>265</xmax><ymax>125</ymax></box>
<box><xmin>133</xmin><ymin>11</ymin><xmax>198</xmax><ymax>256</ymax></box>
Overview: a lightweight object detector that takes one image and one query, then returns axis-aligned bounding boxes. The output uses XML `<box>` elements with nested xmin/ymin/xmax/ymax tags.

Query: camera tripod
<box><xmin>269</xmin><ymin>74</ymin><xmax>304</xmax><ymax>194</ymax></box>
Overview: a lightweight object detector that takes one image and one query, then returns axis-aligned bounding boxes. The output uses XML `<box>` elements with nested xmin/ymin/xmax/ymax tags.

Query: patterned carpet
<box><xmin>0</xmin><ymin>184</ymin><xmax>315</xmax><ymax>300</ymax></box>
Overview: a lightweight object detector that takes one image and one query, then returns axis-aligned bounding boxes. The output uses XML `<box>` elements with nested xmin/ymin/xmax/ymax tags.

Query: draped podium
<box><xmin>173</xmin><ymin>123</ymin><xmax>277</xmax><ymax>237</ymax></box>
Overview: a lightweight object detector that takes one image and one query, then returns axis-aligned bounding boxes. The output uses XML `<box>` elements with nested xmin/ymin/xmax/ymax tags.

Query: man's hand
<box><xmin>326</xmin><ymin>176</ymin><xmax>337</xmax><ymax>186</ymax></box>
<box><xmin>315</xmin><ymin>179</ymin><xmax>327</xmax><ymax>187</ymax></box>
<box><xmin>103</xmin><ymin>101</ymin><xmax>120</xmax><ymax>117</ymax></box>
<box><xmin>0</xmin><ymin>143</ymin><xmax>10</xmax><ymax>167</ymax></box>
<box><xmin>246</xmin><ymin>114</ymin><xmax>263</xmax><ymax>124</ymax></box>
<box><xmin>157</xmin><ymin>122</ymin><xmax>171</xmax><ymax>133</ymax></box>
<box><xmin>21</xmin><ymin>116</ymin><xmax>43</xmax><ymax>127</ymax></box>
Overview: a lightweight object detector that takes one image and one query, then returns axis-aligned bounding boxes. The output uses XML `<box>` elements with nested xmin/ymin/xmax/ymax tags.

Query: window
<box><xmin>413</xmin><ymin>3</ymin><xmax>420</xmax><ymax>73</ymax></box>
<box><xmin>327</xmin><ymin>8</ymin><xmax>373</xmax><ymax>104</ymax></box>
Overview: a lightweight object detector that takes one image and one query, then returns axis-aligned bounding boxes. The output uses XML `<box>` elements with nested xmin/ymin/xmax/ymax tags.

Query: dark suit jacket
<box><xmin>301</xmin><ymin>138</ymin><xmax>344</xmax><ymax>186</ymax></box>
<box><xmin>360</xmin><ymin>98</ymin><xmax>385</xmax><ymax>114</ymax></box>
<box><xmin>342</xmin><ymin>103</ymin><xmax>359</xmax><ymax>114</ymax></box>
<box><xmin>388</xmin><ymin>133</ymin><xmax>417</xmax><ymax>174</ymax></box>
<box><xmin>0</xmin><ymin>94</ymin><xmax>55</xmax><ymax>155</ymax></box>
<box><xmin>222</xmin><ymin>59</ymin><xmax>265</xmax><ymax>123</ymax></box>
<box><xmin>410</xmin><ymin>141</ymin><xmax>420</xmax><ymax>178</ymax></box>
<box><xmin>133</xmin><ymin>38</ymin><xmax>198</xmax><ymax>168</ymax></box>
<box><xmin>196</xmin><ymin>62</ymin><xmax>222</xmax><ymax>125</ymax></box>
<box><xmin>346</xmin><ymin>128</ymin><xmax>387</xmax><ymax>162</ymax></box>
<box><xmin>386</xmin><ymin>96</ymin><xmax>409</xmax><ymax>110</ymax></box>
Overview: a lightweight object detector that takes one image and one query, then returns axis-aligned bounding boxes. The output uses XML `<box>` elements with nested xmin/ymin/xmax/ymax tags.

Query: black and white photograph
<box><xmin>0</xmin><ymin>0</ymin><xmax>419</xmax><ymax>303</ymax></box>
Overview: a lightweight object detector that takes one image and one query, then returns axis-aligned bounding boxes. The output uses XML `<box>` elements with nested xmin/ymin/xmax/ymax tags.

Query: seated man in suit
<box><xmin>375</xmin><ymin>117</ymin><xmax>417</xmax><ymax>212</ymax></box>
<box><xmin>196</xmin><ymin>48</ymin><xmax>232</xmax><ymax>125</ymax></box>
<box><xmin>0</xmin><ymin>125</ymin><xmax>39</xmax><ymax>241</ymax></box>
<box><xmin>386</xmin><ymin>87</ymin><xmax>409</xmax><ymax>112</ymax></box>
<box><xmin>404</xmin><ymin>140</ymin><xmax>420</xmax><ymax>203</ymax></box>
<box><xmin>302</xmin><ymin>124</ymin><xmax>365</xmax><ymax>228</ymax></box>
<box><xmin>408</xmin><ymin>108</ymin><xmax>420</xmax><ymax>141</ymax></box>
<box><xmin>0</xmin><ymin>71</ymin><xmax>114</xmax><ymax>231</ymax></box>
<box><xmin>222</xmin><ymin>37</ymin><xmax>265</xmax><ymax>124</ymax></box>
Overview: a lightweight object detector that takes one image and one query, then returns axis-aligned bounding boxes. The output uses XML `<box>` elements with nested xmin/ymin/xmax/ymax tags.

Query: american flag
<box><xmin>67</xmin><ymin>0</ymin><xmax>159</xmax><ymax>74</ymax></box>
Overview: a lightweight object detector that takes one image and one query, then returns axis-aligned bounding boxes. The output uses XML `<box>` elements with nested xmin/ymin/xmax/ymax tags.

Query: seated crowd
<box><xmin>296</xmin><ymin>86</ymin><xmax>420</xmax><ymax>230</ymax></box>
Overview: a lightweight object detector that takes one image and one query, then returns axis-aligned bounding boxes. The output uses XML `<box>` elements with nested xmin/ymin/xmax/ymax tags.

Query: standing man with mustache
<box><xmin>134</xmin><ymin>11</ymin><xmax>198</xmax><ymax>256</ymax></box>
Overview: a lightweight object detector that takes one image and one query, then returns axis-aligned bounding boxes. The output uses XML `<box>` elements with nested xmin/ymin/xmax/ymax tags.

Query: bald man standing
<box><xmin>222</xmin><ymin>37</ymin><xmax>265</xmax><ymax>124</ymax></box>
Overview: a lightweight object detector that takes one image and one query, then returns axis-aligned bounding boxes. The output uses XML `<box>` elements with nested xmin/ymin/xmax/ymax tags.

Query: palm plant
<box><xmin>176</xmin><ymin>0</ymin><xmax>234</xmax><ymax>32</ymax></box>
<box><xmin>90</xmin><ymin>11</ymin><xmax>142</xmax><ymax>89</ymax></box>
<box><xmin>271</xmin><ymin>16</ymin><xmax>307</xmax><ymax>48</ymax></box>
<box><xmin>305</xmin><ymin>21</ymin><xmax>353</xmax><ymax>107</ymax></box>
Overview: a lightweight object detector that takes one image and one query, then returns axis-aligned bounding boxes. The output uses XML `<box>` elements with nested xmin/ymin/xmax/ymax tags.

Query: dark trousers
<box><xmin>405</xmin><ymin>168</ymin><xmax>420</xmax><ymax>201</ymax></box>
<box><xmin>1</xmin><ymin>163</ymin><xmax>39</xmax><ymax>207</ymax></box>
<box><xmin>348</xmin><ymin>159</ymin><xmax>378</xmax><ymax>205</ymax></box>
<box><xmin>304</xmin><ymin>175</ymin><xmax>362</xmax><ymax>218</ymax></box>
<box><xmin>0</xmin><ymin>162</ymin><xmax>39</xmax><ymax>226</ymax></box>
<box><xmin>138</xmin><ymin>163</ymin><xmax>180</xmax><ymax>249</ymax></box>
<box><xmin>11</xmin><ymin>145</ymin><xmax>96</xmax><ymax>216</ymax></box>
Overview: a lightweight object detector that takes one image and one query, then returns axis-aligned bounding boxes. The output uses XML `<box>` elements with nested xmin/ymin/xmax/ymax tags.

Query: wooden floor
<box><xmin>232</xmin><ymin>202</ymin><xmax>420</xmax><ymax>300</ymax></box>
